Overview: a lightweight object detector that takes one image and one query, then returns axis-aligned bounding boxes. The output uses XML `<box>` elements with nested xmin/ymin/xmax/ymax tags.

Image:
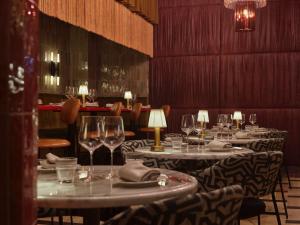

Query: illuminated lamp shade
<box><xmin>235</xmin><ymin>1</ymin><xmax>256</xmax><ymax>31</ymax></box>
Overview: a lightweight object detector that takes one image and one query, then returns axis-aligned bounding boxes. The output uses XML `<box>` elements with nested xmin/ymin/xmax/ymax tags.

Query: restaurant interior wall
<box><xmin>39</xmin><ymin>14</ymin><xmax>150</xmax><ymax>131</ymax></box>
<box><xmin>150</xmin><ymin>0</ymin><xmax>300</xmax><ymax>166</ymax></box>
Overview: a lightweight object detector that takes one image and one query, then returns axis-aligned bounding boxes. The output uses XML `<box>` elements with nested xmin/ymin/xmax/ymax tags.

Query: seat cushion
<box><xmin>38</xmin><ymin>138</ymin><xmax>71</xmax><ymax>149</ymax></box>
<box><xmin>239</xmin><ymin>198</ymin><xmax>266</xmax><ymax>219</ymax></box>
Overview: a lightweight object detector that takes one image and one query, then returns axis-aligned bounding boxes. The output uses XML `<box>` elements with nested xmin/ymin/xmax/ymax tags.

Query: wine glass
<box><xmin>240</xmin><ymin>114</ymin><xmax>246</xmax><ymax>130</ymax></box>
<box><xmin>225</xmin><ymin>114</ymin><xmax>232</xmax><ymax>139</ymax></box>
<box><xmin>78</xmin><ymin>116</ymin><xmax>104</xmax><ymax>181</ymax></box>
<box><xmin>88</xmin><ymin>89</ymin><xmax>96</xmax><ymax>102</ymax></box>
<box><xmin>181</xmin><ymin>114</ymin><xmax>195</xmax><ymax>143</ymax></box>
<box><xmin>102</xmin><ymin>116</ymin><xmax>125</xmax><ymax>179</ymax></box>
<box><xmin>65</xmin><ymin>86</ymin><xmax>70</xmax><ymax>99</ymax></box>
<box><xmin>194</xmin><ymin>117</ymin><xmax>206</xmax><ymax>150</ymax></box>
<box><xmin>249</xmin><ymin>114</ymin><xmax>256</xmax><ymax>125</ymax></box>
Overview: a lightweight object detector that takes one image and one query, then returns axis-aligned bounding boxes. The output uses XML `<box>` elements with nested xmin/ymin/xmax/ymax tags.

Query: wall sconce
<box><xmin>44</xmin><ymin>51</ymin><xmax>60</xmax><ymax>86</ymax></box>
<box><xmin>148</xmin><ymin>109</ymin><xmax>167</xmax><ymax>152</ymax></box>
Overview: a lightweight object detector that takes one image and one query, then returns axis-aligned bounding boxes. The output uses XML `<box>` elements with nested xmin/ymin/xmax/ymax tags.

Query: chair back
<box><xmin>60</xmin><ymin>98</ymin><xmax>81</xmax><ymax>124</ymax></box>
<box><xmin>195</xmin><ymin>151</ymin><xmax>283</xmax><ymax>198</ymax></box>
<box><xmin>162</xmin><ymin>104</ymin><xmax>171</xmax><ymax>118</ymax></box>
<box><xmin>246</xmin><ymin>138</ymin><xmax>284</xmax><ymax>152</ymax></box>
<box><xmin>103</xmin><ymin>185</ymin><xmax>243</xmax><ymax>225</ymax></box>
<box><xmin>130</xmin><ymin>103</ymin><xmax>142</xmax><ymax>122</ymax></box>
<box><xmin>111</xmin><ymin>102</ymin><xmax>122</xmax><ymax>116</ymax></box>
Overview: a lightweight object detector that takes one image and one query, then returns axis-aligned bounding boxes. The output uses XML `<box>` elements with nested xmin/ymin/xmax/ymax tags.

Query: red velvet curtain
<box><xmin>150</xmin><ymin>0</ymin><xmax>300</xmax><ymax>165</ymax></box>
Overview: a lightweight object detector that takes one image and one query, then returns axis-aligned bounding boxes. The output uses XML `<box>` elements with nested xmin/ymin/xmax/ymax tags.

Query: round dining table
<box><xmin>37</xmin><ymin>166</ymin><xmax>198</xmax><ymax>225</ymax></box>
<box><xmin>135</xmin><ymin>145</ymin><xmax>254</xmax><ymax>160</ymax></box>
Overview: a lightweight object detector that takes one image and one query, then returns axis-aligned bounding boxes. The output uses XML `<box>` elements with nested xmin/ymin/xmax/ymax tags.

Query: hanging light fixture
<box><xmin>224</xmin><ymin>0</ymin><xmax>267</xmax><ymax>32</ymax></box>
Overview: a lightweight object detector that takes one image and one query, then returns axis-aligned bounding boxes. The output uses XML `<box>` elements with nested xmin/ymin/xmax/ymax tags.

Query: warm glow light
<box><xmin>197</xmin><ymin>110</ymin><xmax>209</xmax><ymax>123</ymax></box>
<box><xmin>57</xmin><ymin>53</ymin><xmax>60</xmax><ymax>63</ymax></box>
<box><xmin>235</xmin><ymin>1</ymin><xmax>256</xmax><ymax>31</ymax></box>
<box><xmin>124</xmin><ymin>91</ymin><xmax>132</xmax><ymax>99</ymax></box>
<box><xmin>233</xmin><ymin>111</ymin><xmax>242</xmax><ymax>120</ymax></box>
<box><xmin>56</xmin><ymin>77</ymin><xmax>60</xmax><ymax>86</ymax></box>
<box><xmin>148</xmin><ymin>109</ymin><xmax>167</xmax><ymax>128</ymax></box>
<box><xmin>50</xmin><ymin>52</ymin><xmax>54</xmax><ymax>61</ymax></box>
<box><xmin>78</xmin><ymin>85</ymin><xmax>89</xmax><ymax>95</ymax></box>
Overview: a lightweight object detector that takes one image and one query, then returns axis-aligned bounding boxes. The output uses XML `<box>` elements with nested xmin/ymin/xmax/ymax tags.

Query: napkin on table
<box><xmin>118</xmin><ymin>163</ymin><xmax>161</xmax><ymax>182</ymax></box>
<box><xmin>207</xmin><ymin>140</ymin><xmax>232</xmax><ymax>149</ymax></box>
<box><xmin>39</xmin><ymin>153</ymin><xmax>60</xmax><ymax>169</ymax></box>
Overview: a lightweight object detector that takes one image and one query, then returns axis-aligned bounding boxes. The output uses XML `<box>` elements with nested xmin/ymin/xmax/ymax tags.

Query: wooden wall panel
<box><xmin>151</xmin><ymin>0</ymin><xmax>300</xmax><ymax>165</ymax></box>
<box><xmin>219</xmin><ymin>53</ymin><xmax>299</xmax><ymax>108</ymax></box>
<box><xmin>150</xmin><ymin>56</ymin><xmax>219</xmax><ymax>108</ymax></box>
<box><xmin>221</xmin><ymin>1</ymin><xmax>297</xmax><ymax>53</ymax></box>
<box><xmin>155</xmin><ymin>5</ymin><xmax>221</xmax><ymax>56</ymax></box>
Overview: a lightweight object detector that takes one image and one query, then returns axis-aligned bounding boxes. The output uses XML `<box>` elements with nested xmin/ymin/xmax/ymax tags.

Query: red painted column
<box><xmin>0</xmin><ymin>1</ymin><xmax>39</xmax><ymax>225</ymax></box>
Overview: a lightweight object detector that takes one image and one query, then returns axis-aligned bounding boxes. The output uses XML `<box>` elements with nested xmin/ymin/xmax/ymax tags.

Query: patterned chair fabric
<box><xmin>193</xmin><ymin>151</ymin><xmax>283</xmax><ymax>198</ymax></box>
<box><xmin>103</xmin><ymin>185</ymin><xmax>244</xmax><ymax>225</ymax></box>
<box><xmin>246</xmin><ymin>138</ymin><xmax>284</xmax><ymax>153</ymax></box>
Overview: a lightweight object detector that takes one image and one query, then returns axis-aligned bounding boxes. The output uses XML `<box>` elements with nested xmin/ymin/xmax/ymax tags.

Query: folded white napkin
<box><xmin>106</xmin><ymin>103</ymin><xmax>113</xmax><ymax>107</ymax></box>
<box><xmin>253</xmin><ymin>128</ymin><xmax>268</xmax><ymax>132</ymax></box>
<box><xmin>85</xmin><ymin>102</ymin><xmax>99</xmax><ymax>107</ymax></box>
<box><xmin>118</xmin><ymin>162</ymin><xmax>161</xmax><ymax>182</ymax></box>
<box><xmin>46</xmin><ymin>153</ymin><xmax>60</xmax><ymax>164</ymax></box>
<box><xmin>235</xmin><ymin>131</ymin><xmax>249</xmax><ymax>139</ymax></box>
<box><xmin>207</xmin><ymin>140</ymin><xmax>232</xmax><ymax>149</ymax></box>
<box><xmin>39</xmin><ymin>153</ymin><xmax>61</xmax><ymax>169</ymax></box>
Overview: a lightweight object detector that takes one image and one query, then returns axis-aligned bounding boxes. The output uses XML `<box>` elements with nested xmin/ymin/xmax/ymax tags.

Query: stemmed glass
<box><xmin>78</xmin><ymin>116</ymin><xmax>104</xmax><ymax>181</ymax></box>
<box><xmin>181</xmin><ymin>114</ymin><xmax>195</xmax><ymax>143</ymax></box>
<box><xmin>88</xmin><ymin>89</ymin><xmax>96</xmax><ymax>102</ymax></box>
<box><xmin>102</xmin><ymin>116</ymin><xmax>125</xmax><ymax>179</ymax></box>
<box><xmin>249</xmin><ymin>114</ymin><xmax>256</xmax><ymax>125</ymax></box>
<box><xmin>194</xmin><ymin>115</ymin><xmax>206</xmax><ymax>150</ymax></box>
<box><xmin>225</xmin><ymin>114</ymin><xmax>232</xmax><ymax>139</ymax></box>
<box><xmin>65</xmin><ymin>86</ymin><xmax>71</xmax><ymax>99</ymax></box>
<box><xmin>217</xmin><ymin>114</ymin><xmax>226</xmax><ymax>139</ymax></box>
<box><xmin>240</xmin><ymin>114</ymin><xmax>246</xmax><ymax>130</ymax></box>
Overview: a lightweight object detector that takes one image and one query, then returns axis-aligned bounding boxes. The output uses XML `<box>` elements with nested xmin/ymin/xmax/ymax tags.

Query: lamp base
<box><xmin>151</xmin><ymin>145</ymin><xmax>164</xmax><ymax>152</ymax></box>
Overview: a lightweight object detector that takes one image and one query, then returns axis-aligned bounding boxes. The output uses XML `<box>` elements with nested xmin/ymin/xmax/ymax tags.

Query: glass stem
<box><xmin>110</xmin><ymin>150</ymin><xmax>114</xmax><ymax>178</ymax></box>
<box><xmin>90</xmin><ymin>151</ymin><xmax>93</xmax><ymax>179</ymax></box>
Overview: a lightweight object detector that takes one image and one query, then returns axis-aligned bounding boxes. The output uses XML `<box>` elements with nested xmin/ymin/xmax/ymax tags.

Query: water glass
<box><xmin>56</xmin><ymin>157</ymin><xmax>78</xmax><ymax>184</ymax></box>
<box><xmin>171</xmin><ymin>137</ymin><xmax>183</xmax><ymax>150</ymax></box>
<box><xmin>249</xmin><ymin>114</ymin><xmax>257</xmax><ymax>125</ymax></box>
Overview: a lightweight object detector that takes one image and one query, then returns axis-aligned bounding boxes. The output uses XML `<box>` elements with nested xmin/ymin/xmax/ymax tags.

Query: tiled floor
<box><xmin>38</xmin><ymin>167</ymin><xmax>300</xmax><ymax>225</ymax></box>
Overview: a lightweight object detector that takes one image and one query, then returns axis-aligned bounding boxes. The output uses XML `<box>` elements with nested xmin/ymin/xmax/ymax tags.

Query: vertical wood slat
<box><xmin>38</xmin><ymin>0</ymin><xmax>154</xmax><ymax>57</ymax></box>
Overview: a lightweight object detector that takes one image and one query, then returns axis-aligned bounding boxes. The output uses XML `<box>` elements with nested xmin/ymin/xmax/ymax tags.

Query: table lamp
<box><xmin>78</xmin><ymin>85</ymin><xmax>89</xmax><ymax>107</ymax></box>
<box><xmin>148</xmin><ymin>109</ymin><xmax>167</xmax><ymax>152</ymax></box>
<box><xmin>197</xmin><ymin>110</ymin><xmax>209</xmax><ymax>139</ymax></box>
<box><xmin>233</xmin><ymin>111</ymin><xmax>242</xmax><ymax>129</ymax></box>
<box><xmin>124</xmin><ymin>91</ymin><xmax>132</xmax><ymax>109</ymax></box>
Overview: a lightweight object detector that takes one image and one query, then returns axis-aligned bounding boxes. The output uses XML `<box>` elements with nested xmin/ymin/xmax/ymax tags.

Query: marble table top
<box><xmin>37</xmin><ymin>166</ymin><xmax>198</xmax><ymax>209</ymax></box>
<box><xmin>135</xmin><ymin>146</ymin><xmax>254</xmax><ymax>160</ymax></box>
<box><xmin>217</xmin><ymin>138</ymin><xmax>264</xmax><ymax>145</ymax></box>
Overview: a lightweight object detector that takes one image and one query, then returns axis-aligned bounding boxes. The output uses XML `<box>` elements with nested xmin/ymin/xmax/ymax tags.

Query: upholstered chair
<box><xmin>103</xmin><ymin>185</ymin><xmax>244</xmax><ymax>225</ymax></box>
<box><xmin>192</xmin><ymin>151</ymin><xmax>283</xmax><ymax>225</ymax></box>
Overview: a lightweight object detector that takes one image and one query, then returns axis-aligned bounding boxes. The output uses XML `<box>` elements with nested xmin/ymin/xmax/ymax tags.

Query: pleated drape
<box><xmin>38</xmin><ymin>0</ymin><xmax>153</xmax><ymax>57</ymax></box>
<box><xmin>116</xmin><ymin>0</ymin><xmax>158</xmax><ymax>24</ymax></box>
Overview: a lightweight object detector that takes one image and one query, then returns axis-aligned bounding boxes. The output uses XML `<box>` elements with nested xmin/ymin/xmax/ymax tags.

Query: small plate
<box><xmin>113</xmin><ymin>180</ymin><xmax>159</xmax><ymax>188</ymax></box>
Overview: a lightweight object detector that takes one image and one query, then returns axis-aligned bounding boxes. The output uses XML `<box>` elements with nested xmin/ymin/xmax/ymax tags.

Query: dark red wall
<box><xmin>150</xmin><ymin>0</ymin><xmax>300</xmax><ymax>165</ymax></box>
